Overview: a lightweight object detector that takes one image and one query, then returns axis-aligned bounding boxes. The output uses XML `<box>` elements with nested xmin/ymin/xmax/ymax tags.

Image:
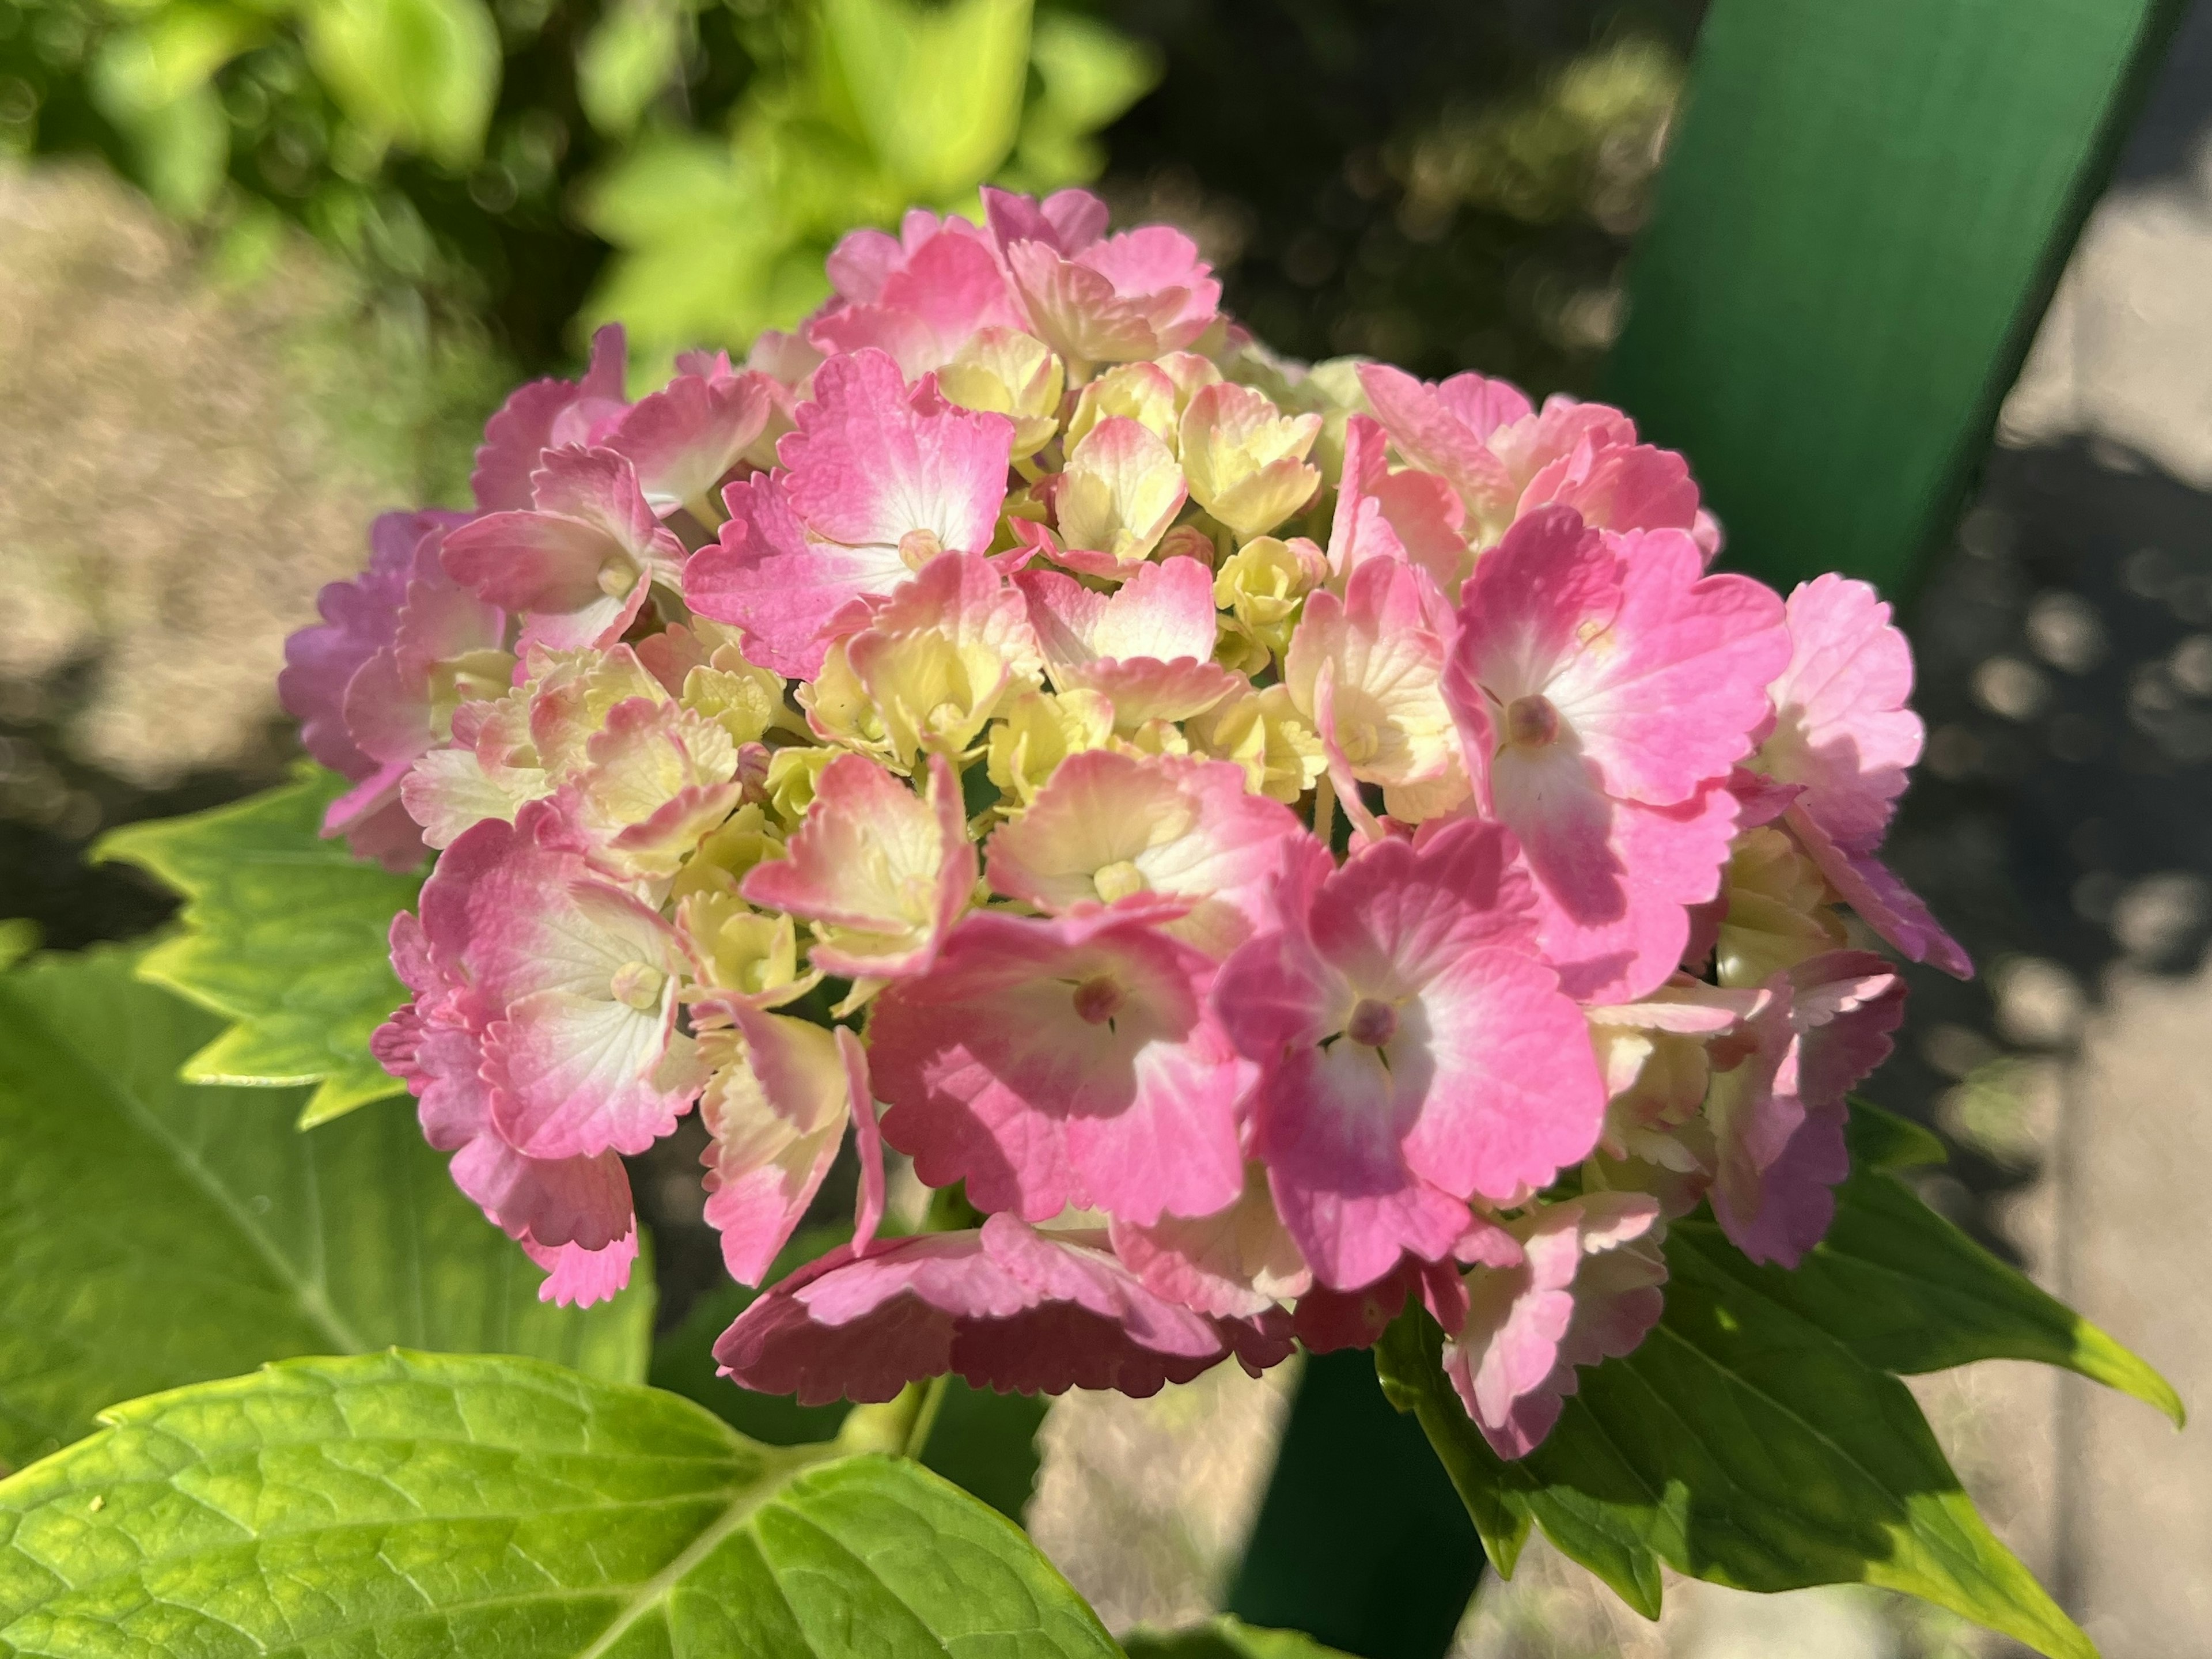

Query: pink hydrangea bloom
<box><xmin>698</xmin><ymin>1008</ymin><xmax>873</xmax><ymax>1285</ymax></box>
<box><xmin>599</xmin><ymin>361</ymin><xmax>777</xmax><ymax>518</ymax></box>
<box><xmin>1706</xmin><ymin>949</ymin><xmax>1906</xmax><ymax>1266</ymax></box>
<box><xmin>1443</xmin><ymin>505</ymin><xmax>1790</xmax><ymax>1002</ymax></box>
<box><xmin>684</xmin><ymin>349</ymin><xmax>1015</xmax><ymax>677</ymax></box>
<box><xmin>372</xmin><ymin>825</ymin><xmax>653</xmax><ymax>1306</ymax></box>
<box><xmin>984</xmin><ymin>187</ymin><xmax>1222</xmax><ymax>370</ymax></box>
<box><xmin>985</xmin><ymin>748</ymin><xmax>1308</xmax><ymax>959</ymax></box>
<box><xmin>1017</xmin><ymin>556</ymin><xmax>1239</xmax><ymax>729</ymax></box>
<box><xmin>809</xmin><ymin>210</ymin><xmax>1025</xmax><ymax>376</ymax></box>
<box><xmin>1108</xmin><ymin>1162</ymin><xmax>1313</xmax><ymax>1320</ymax></box>
<box><xmin>441</xmin><ymin>447</ymin><xmax>685</xmax><ymax>655</ymax></box>
<box><xmin>1285</xmin><ymin>552</ymin><xmax>1466</xmax><ymax>825</ymax></box>
<box><xmin>871</xmin><ymin>905</ymin><xmax>1252</xmax><ymax>1226</ymax></box>
<box><xmin>279</xmin><ymin>509</ymin><xmax>486</xmax><ymax>869</ymax></box>
<box><xmin>1357</xmin><ymin>363</ymin><xmax>1711</xmax><ymax>554</ymax></box>
<box><xmin>411</xmin><ymin>799</ymin><xmax>702</xmax><ymax>1164</ymax></box>
<box><xmin>1213</xmin><ymin>820</ymin><xmax>1606</xmax><ymax>1289</ymax></box>
<box><xmin>471</xmin><ymin>324</ymin><xmax>629</xmax><ymax>512</ymax></box>
<box><xmin>740</xmin><ymin>753</ymin><xmax>974</xmax><ymax>980</ymax></box>
<box><xmin>1757</xmin><ymin>574</ymin><xmax>1971</xmax><ymax>978</ymax></box>
<box><xmin>1443</xmin><ymin>1192</ymin><xmax>1666</xmax><ymax>1459</ymax></box>
<box><xmin>714</xmin><ymin>1213</ymin><xmax>1293</xmax><ymax>1404</ymax></box>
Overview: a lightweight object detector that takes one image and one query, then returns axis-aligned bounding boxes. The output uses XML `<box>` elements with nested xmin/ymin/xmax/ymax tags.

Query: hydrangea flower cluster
<box><xmin>286</xmin><ymin>187</ymin><xmax>1968</xmax><ymax>1460</ymax></box>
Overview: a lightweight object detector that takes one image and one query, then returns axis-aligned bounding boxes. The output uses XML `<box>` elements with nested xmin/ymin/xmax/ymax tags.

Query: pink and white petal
<box><xmin>484</xmin><ymin>987</ymin><xmax>688</xmax><ymax>1160</ymax></box>
<box><xmin>1764</xmin><ymin>573</ymin><xmax>1925</xmax><ymax>850</ymax></box>
<box><xmin>700</xmin><ymin>1007</ymin><xmax>857</xmax><ymax>1285</ymax></box>
<box><xmin>871</xmin><ymin>909</ymin><xmax>1245</xmax><ymax>1225</ymax></box>
<box><xmin>1109</xmin><ymin>1163</ymin><xmax>1312</xmax><ymax>1319</ymax></box>
<box><xmin>1445</xmin><ymin>1193</ymin><xmax>1664</xmax><ymax>1459</ymax></box>
<box><xmin>441</xmin><ymin>510</ymin><xmax>620</xmax><ymax>617</ymax></box>
<box><xmin>471</xmin><ymin>323</ymin><xmax>627</xmax><ymax>511</ymax></box>
<box><xmin>1252</xmin><ymin>1040</ymin><xmax>1471</xmax><ymax>1290</ymax></box>
<box><xmin>1786</xmin><ymin>806</ymin><xmax>1972</xmax><ymax>978</ymax></box>
<box><xmin>524</xmin><ymin>1226</ymin><xmax>639</xmax><ymax>1307</ymax></box>
<box><xmin>779</xmin><ymin>349</ymin><xmax>1014</xmax><ymax>555</ymax></box>
<box><xmin>605</xmin><ymin>370</ymin><xmax>776</xmax><ymax>514</ymax></box>
<box><xmin>1399</xmin><ymin>944</ymin><xmax>1607</xmax><ymax>1204</ymax></box>
<box><xmin>448</xmin><ymin>1132</ymin><xmax>633</xmax><ymax>1253</ymax></box>
<box><xmin>1495</xmin><ymin>760</ymin><xmax>1743</xmax><ymax>1005</ymax></box>
<box><xmin>1539</xmin><ymin>528</ymin><xmax>1790</xmax><ymax>808</ymax></box>
<box><xmin>714</xmin><ymin>1216</ymin><xmax>1268</xmax><ymax>1405</ymax></box>
<box><xmin>685</xmin><ymin>473</ymin><xmax>908</xmax><ymax>679</ymax></box>
<box><xmin>1309</xmin><ymin>819</ymin><xmax>1538</xmax><ymax>993</ymax></box>
<box><xmin>1356</xmin><ymin>362</ymin><xmax>1518</xmax><ymax>524</ymax></box>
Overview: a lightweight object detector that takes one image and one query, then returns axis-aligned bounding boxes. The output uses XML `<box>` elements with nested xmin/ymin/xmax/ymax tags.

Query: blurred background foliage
<box><xmin>0</xmin><ymin>0</ymin><xmax>1700</xmax><ymax>385</ymax></box>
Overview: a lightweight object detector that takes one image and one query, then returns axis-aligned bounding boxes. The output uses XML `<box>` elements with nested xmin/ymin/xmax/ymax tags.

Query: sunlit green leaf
<box><xmin>0</xmin><ymin>950</ymin><xmax>649</xmax><ymax>1471</ymax></box>
<box><xmin>1010</xmin><ymin>10</ymin><xmax>1161</xmax><ymax>187</ymax></box>
<box><xmin>577</xmin><ymin>0</ymin><xmax>687</xmax><ymax>138</ymax></box>
<box><xmin>0</xmin><ymin>1351</ymin><xmax>1121</xmax><ymax>1658</ymax></box>
<box><xmin>1376</xmin><ymin>1227</ymin><xmax>2094</xmax><ymax>1658</ymax></box>
<box><xmin>302</xmin><ymin>0</ymin><xmax>502</xmax><ymax>167</ymax></box>
<box><xmin>95</xmin><ymin>767</ymin><xmax>418</xmax><ymax>1125</ymax></box>
<box><xmin>820</xmin><ymin>0</ymin><xmax>1032</xmax><ymax>199</ymax></box>
<box><xmin>1687</xmin><ymin>1165</ymin><xmax>2183</xmax><ymax>1426</ymax></box>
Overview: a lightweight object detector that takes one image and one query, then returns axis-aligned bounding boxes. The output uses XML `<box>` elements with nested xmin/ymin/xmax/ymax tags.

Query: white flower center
<box><xmin>610</xmin><ymin>960</ymin><xmax>665</xmax><ymax>1010</ymax></box>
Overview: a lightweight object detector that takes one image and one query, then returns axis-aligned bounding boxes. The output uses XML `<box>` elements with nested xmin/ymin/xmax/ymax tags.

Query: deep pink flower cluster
<box><xmin>289</xmin><ymin>187</ymin><xmax>1967</xmax><ymax>1459</ymax></box>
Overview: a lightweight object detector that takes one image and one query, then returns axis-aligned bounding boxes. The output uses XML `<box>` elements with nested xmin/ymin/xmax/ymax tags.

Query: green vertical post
<box><xmin>1228</xmin><ymin>1350</ymin><xmax>1484</xmax><ymax>1659</ymax></box>
<box><xmin>1605</xmin><ymin>0</ymin><xmax>2187</xmax><ymax>594</ymax></box>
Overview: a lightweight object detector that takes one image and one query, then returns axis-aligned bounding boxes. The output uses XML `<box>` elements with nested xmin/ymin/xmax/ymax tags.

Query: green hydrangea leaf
<box><xmin>1681</xmin><ymin>1165</ymin><xmax>2183</xmax><ymax>1426</ymax></box>
<box><xmin>0</xmin><ymin>950</ymin><xmax>649</xmax><ymax>1471</ymax></box>
<box><xmin>1123</xmin><ymin>1616</ymin><xmax>1357</xmax><ymax>1659</ymax></box>
<box><xmin>0</xmin><ymin>1351</ymin><xmax>1122</xmax><ymax>1658</ymax></box>
<box><xmin>1374</xmin><ymin>1229</ymin><xmax>2094</xmax><ymax>1659</ymax></box>
<box><xmin>1844</xmin><ymin>1094</ymin><xmax>1949</xmax><ymax>1171</ymax></box>
<box><xmin>95</xmin><ymin>768</ymin><xmax>419</xmax><ymax>1126</ymax></box>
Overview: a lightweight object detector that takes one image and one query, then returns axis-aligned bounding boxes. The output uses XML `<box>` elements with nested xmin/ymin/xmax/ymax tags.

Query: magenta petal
<box><xmin>713</xmin><ymin>1215</ymin><xmax>1291</xmax><ymax>1405</ymax></box>
<box><xmin>872</xmin><ymin>907</ymin><xmax>1249</xmax><ymax>1226</ymax></box>
<box><xmin>1707</xmin><ymin>949</ymin><xmax>1906</xmax><ymax>1266</ymax></box>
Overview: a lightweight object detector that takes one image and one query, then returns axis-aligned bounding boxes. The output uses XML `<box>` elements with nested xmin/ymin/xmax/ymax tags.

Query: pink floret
<box><xmin>1214</xmin><ymin>819</ymin><xmax>1606</xmax><ymax>1289</ymax></box>
<box><xmin>1444</xmin><ymin>505</ymin><xmax>1789</xmax><ymax>1002</ymax></box>
<box><xmin>1707</xmin><ymin>949</ymin><xmax>1906</xmax><ymax>1266</ymax></box>
<box><xmin>1444</xmin><ymin>1192</ymin><xmax>1666</xmax><ymax>1459</ymax></box>
<box><xmin>685</xmin><ymin>350</ymin><xmax>1014</xmax><ymax>677</ymax></box>
<box><xmin>373</xmin><ymin>902</ymin><xmax>640</xmax><ymax>1308</ymax></box>
<box><xmin>471</xmin><ymin>323</ymin><xmax>629</xmax><ymax>513</ymax></box>
<box><xmin>870</xmin><ymin>906</ymin><xmax>1251</xmax><ymax>1228</ymax></box>
<box><xmin>713</xmin><ymin>1213</ymin><xmax>1294</xmax><ymax>1405</ymax></box>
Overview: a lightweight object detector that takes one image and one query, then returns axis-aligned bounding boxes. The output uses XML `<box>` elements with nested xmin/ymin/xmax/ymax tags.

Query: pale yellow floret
<box><xmin>669</xmin><ymin>804</ymin><xmax>785</xmax><ymax>907</ymax></box>
<box><xmin>986</xmin><ymin>688</ymin><xmax>1115</xmax><ymax>808</ymax></box>
<box><xmin>1185</xmin><ymin>683</ymin><xmax>1324</xmax><ymax>804</ymax></box>
<box><xmin>1056</xmin><ymin>419</ymin><xmax>1187</xmax><ymax>568</ymax></box>
<box><xmin>1714</xmin><ymin>827</ymin><xmax>1850</xmax><ymax>987</ymax></box>
<box><xmin>937</xmin><ymin>329</ymin><xmax>1065</xmax><ymax>460</ymax></box>
<box><xmin>1215</xmin><ymin>535</ymin><xmax>1321</xmax><ymax>660</ymax></box>
<box><xmin>1179</xmin><ymin>382</ymin><xmax>1325</xmax><ymax>540</ymax></box>
<box><xmin>1066</xmin><ymin>361</ymin><xmax>1183</xmax><ymax>450</ymax></box>
<box><xmin>679</xmin><ymin>889</ymin><xmax>806</xmax><ymax>1003</ymax></box>
<box><xmin>764</xmin><ymin>745</ymin><xmax>836</xmax><ymax>829</ymax></box>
